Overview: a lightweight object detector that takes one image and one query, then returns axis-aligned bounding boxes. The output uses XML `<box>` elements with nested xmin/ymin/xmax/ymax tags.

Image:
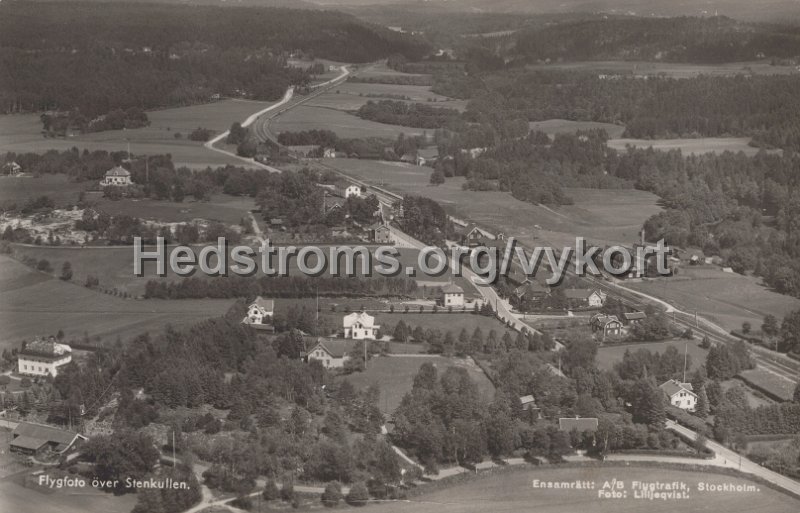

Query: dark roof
<box><xmin>12</xmin><ymin>422</ymin><xmax>85</xmax><ymax>452</ymax></box>
<box><xmin>251</xmin><ymin>296</ymin><xmax>274</xmax><ymax>311</ymax></box>
<box><xmin>105</xmin><ymin>165</ymin><xmax>130</xmax><ymax>177</ymax></box>
<box><xmin>441</xmin><ymin>283</ymin><xmax>464</xmax><ymax>294</ymax></box>
<box><xmin>20</xmin><ymin>337</ymin><xmax>71</xmax><ymax>359</ymax></box>
<box><xmin>558</xmin><ymin>417</ymin><xmax>598</xmax><ymax>433</ymax></box>
<box><xmin>311</xmin><ymin>338</ymin><xmax>359</xmax><ymax>358</ymax></box>
<box><xmin>659</xmin><ymin>379</ymin><xmax>696</xmax><ymax>398</ymax></box>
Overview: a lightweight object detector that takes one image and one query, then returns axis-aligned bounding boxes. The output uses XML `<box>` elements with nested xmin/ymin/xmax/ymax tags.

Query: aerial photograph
<box><xmin>1</xmin><ymin>0</ymin><xmax>799</xmax><ymax>512</ymax></box>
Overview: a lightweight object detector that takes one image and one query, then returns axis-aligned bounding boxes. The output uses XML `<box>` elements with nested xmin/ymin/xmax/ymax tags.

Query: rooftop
<box><xmin>311</xmin><ymin>338</ymin><xmax>360</xmax><ymax>358</ymax></box>
<box><xmin>105</xmin><ymin>165</ymin><xmax>130</xmax><ymax>177</ymax></box>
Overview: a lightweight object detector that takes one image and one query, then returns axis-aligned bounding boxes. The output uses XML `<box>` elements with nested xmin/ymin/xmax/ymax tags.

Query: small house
<box><xmin>343</xmin><ymin>311</ymin><xmax>379</xmax><ymax>340</ymax></box>
<box><xmin>345</xmin><ymin>185</ymin><xmax>362</xmax><ymax>198</ymax></box>
<box><xmin>440</xmin><ymin>283</ymin><xmax>464</xmax><ymax>307</ymax></box>
<box><xmin>622</xmin><ymin>311</ymin><xmax>646</xmax><ymax>325</ymax></box>
<box><xmin>369</xmin><ymin>223</ymin><xmax>392</xmax><ymax>244</ymax></box>
<box><xmin>100</xmin><ymin>166</ymin><xmax>133</xmax><ymax>187</ymax></box>
<box><xmin>244</xmin><ymin>296</ymin><xmax>274</xmax><ymax>326</ymax></box>
<box><xmin>3</xmin><ymin>161</ymin><xmax>21</xmax><ymax>176</ymax></box>
<box><xmin>564</xmin><ymin>289</ymin><xmax>606</xmax><ymax>308</ymax></box>
<box><xmin>590</xmin><ymin>314</ymin><xmax>622</xmax><ymax>338</ymax></box>
<box><xmin>659</xmin><ymin>379</ymin><xmax>697</xmax><ymax>411</ymax></box>
<box><xmin>307</xmin><ymin>338</ymin><xmax>359</xmax><ymax>369</ymax></box>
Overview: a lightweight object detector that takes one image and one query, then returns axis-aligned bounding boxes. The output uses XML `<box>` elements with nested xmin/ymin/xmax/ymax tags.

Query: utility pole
<box><xmin>683</xmin><ymin>341</ymin><xmax>688</xmax><ymax>383</ymax></box>
<box><xmin>172</xmin><ymin>430</ymin><xmax>176</xmax><ymax>464</ymax></box>
<box><xmin>363</xmin><ymin>338</ymin><xmax>367</xmax><ymax>370</ymax></box>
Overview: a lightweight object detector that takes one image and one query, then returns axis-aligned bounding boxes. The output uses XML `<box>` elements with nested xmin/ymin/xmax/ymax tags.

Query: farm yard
<box><xmin>344</xmin><ymin>354</ymin><xmax>495</xmax><ymax>414</ymax></box>
<box><xmin>596</xmin><ymin>339</ymin><xmax>709</xmax><ymax>372</ymax></box>
<box><xmin>353</xmin><ymin>465</ymin><xmax>799</xmax><ymax>513</ymax></box>
<box><xmin>0</xmin><ymin>98</ymin><xmax>281</xmax><ymax>168</ymax></box>
<box><xmin>626</xmin><ymin>267</ymin><xmax>800</xmax><ymax>333</ymax></box>
<box><xmin>0</xmin><ymin>254</ymin><xmax>235</xmax><ymax>350</ymax></box>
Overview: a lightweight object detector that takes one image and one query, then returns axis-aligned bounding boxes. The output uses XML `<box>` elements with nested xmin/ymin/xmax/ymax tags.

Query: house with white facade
<box><xmin>243</xmin><ymin>296</ymin><xmax>274</xmax><ymax>326</ymax></box>
<box><xmin>564</xmin><ymin>289</ymin><xmax>606</xmax><ymax>308</ymax></box>
<box><xmin>440</xmin><ymin>283</ymin><xmax>464</xmax><ymax>307</ymax></box>
<box><xmin>307</xmin><ymin>338</ymin><xmax>359</xmax><ymax>369</ymax></box>
<box><xmin>18</xmin><ymin>337</ymin><xmax>72</xmax><ymax>377</ymax></box>
<box><xmin>343</xmin><ymin>311</ymin><xmax>379</xmax><ymax>340</ymax></box>
<box><xmin>100</xmin><ymin>166</ymin><xmax>133</xmax><ymax>187</ymax></box>
<box><xmin>659</xmin><ymin>379</ymin><xmax>697</xmax><ymax>411</ymax></box>
<box><xmin>345</xmin><ymin>185</ymin><xmax>362</xmax><ymax>198</ymax></box>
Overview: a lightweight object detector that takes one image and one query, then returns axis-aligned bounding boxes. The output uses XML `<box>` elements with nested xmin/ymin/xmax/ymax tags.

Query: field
<box><xmin>607</xmin><ymin>137</ymin><xmax>779</xmax><ymax>156</ymax></box>
<box><xmin>344</xmin><ymin>355</ymin><xmax>495</xmax><ymax>413</ymax></box>
<box><xmin>738</xmin><ymin>368</ymin><xmax>796</xmax><ymax>402</ymax></box>
<box><xmin>529</xmin><ymin>119</ymin><xmax>626</xmax><ymax>139</ymax></box>
<box><xmin>0</xmin><ymin>98</ymin><xmax>279</xmax><ymax>168</ymax></box>
<box><xmin>271</xmin><ymin>105</ymin><xmax>425</xmax><ymax>140</ymax></box>
<box><xmin>0</xmin><ymin>174</ymin><xmax>87</xmax><ymax>208</ymax></box>
<box><xmin>0</xmin><ymin>471</ymin><xmax>137</xmax><ymax>513</ymax></box>
<box><xmin>596</xmin><ymin>339</ymin><xmax>709</xmax><ymax>372</ymax></box>
<box><xmin>306</xmin><ymin>82</ymin><xmax>468</xmax><ymax>112</ymax></box>
<box><xmin>90</xmin><ymin>193</ymin><xmax>255</xmax><ymax>224</ymax></box>
<box><xmin>625</xmin><ymin>267</ymin><xmax>800</xmax><ymax>332</ymax></box>
<box><xmin>317</xmin><ymin>159</ymin><xmax>662</xmax><ymax>248</ymax></box>
<box><xmin>526</xmin><ymin>60</ymin><xmax>800</xmax><ymax>78</ymax></box>
<box><xmin>720</xmin><ymin>379</ymin><xmax>774</xmax><ymax>408</ymax></box>
<box><xmin>0</xmin><ymin>254</ymin><xmax>234</xmax><ymax>350</ymax></box>
<box><xmin>376</xmin><ymin>313</ymin><xmax>512</xmax><ymax>338</ymax></box>
<box><xmin>353</xmin><ymin>465</ymin><xmax>799</xmax><ymax>513</ymax></box>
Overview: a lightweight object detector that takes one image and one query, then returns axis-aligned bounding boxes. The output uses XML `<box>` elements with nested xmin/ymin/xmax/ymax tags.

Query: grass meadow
<box><xmin>344</xmin><ymin>354</ymin><xmax>495</xmax><ymax>414</ymax></box>
<box><xmin>596</xmin><ymin>339</ymin><xmax>709</xmax><ymax>373</ymax></box>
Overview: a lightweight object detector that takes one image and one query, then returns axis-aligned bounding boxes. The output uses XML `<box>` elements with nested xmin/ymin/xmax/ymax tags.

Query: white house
<box><xmin>440</xmin><ymin>283</ymin><xmax>464</xmax><ymax>307</ymax></box>
<box><xmin>18</xmin><ymin>337</ymin><xmax>72</xmax><ymax>377</ymax></box>
<box><xmin>659</xmin><ymin>379</ymin><xmax>697</xmax><ymax>411</ymax></box>
<box><xmin>345</xmin><ymin>185</ymin><xmax>362</xmax><ymax>198</ymax></box>
<box><xmin>307</xmin><ymin>338</ymin><xmax>359</xmax><ymax>369</ymax></box>
<box><xmin>343</xmin><ymin>311</ymin><xmax>379</xmax><ymax>340</ymax></box>
<box><xmin>3</xmin><ymin>161</ymin><xmax>21</xmax><ymax>176</ymax></box>
<box><xmin>244</xmin><ymin>296</ymin><xmax>274</xmax><ymax>325</ymax></box>
<box><xmin>564</xmin><ymin>289</ymin><xmax>606</xmax><ymax>308</ymax></box>
<box><xmin>100</xmin><ymin>166</ymin><xmax>133</xmax><ymax>187</ymax></box>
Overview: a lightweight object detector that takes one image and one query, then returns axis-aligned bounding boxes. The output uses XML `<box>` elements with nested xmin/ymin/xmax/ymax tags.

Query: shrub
<box><xmin>346</xmin><ymin>481</ymin><xmax>369</xmax><ymax>506</ymax></box>
<box><xmin>321</xmin><ymin>482</ymin><xmax>342</xmax><ymax>507</ymax></box>
<box><xmin>262</xmin><ymin>479</ymin><xmax>279</xmax><ymax>501</ymax></box>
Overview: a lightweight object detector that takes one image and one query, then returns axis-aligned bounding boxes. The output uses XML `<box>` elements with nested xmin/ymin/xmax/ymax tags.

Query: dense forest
<box><xmin>514</xmin><ymin>16</ymin><xmax>800</xmax><ymax>63</ymax></box>
<box><xmin>0</xmin><ymin>2</ymin><xmax>428</xmax><ymax>122</ymax></box>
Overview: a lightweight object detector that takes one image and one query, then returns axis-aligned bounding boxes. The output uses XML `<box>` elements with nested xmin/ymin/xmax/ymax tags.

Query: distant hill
<box><xmin>313</xmin><ymin>0</ymin><xmax>800</xmax><ymax>23</ymax></box>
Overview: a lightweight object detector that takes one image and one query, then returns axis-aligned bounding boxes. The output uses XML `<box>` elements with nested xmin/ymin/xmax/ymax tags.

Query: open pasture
<box><xmin>0</xmin><ymin>255</ymin><xmax>234</xmax><ymax>350</ymax></box>
<box><xmin>0</xmin><ymin>98</ymin><xmax>279</xmax><ymax>168</ymax></box>
<box><xmin>608</xmin><ymin>137</ymin><xmax>778</xmax><ymax>156</ymax></box>
<box><xmin>626</xmin><ymin>267</ymin><xmax>800</xmax><ymax>333</ymax></box>
<box><xmin>90</xmin><ymin>193</ymin><xmax>255</xmax><ymax>224</ymax></box>
<box><xmin>0</xmin><ymin>174</ymin><xmax>87</xmax><ymax>208</ymax></box>
<box><xmin>272</xmin><ymin>105</ymin><xmax>425</xmax><ymax>140</ymax></box>
<box><xmin>352</xmin><ymin>465</ymin><xmax>799</xmax><ymax>513</ymax></box>
<box><xmin>529</xmin><ymin>119</ymin><xmax>626</xmax><ymax>139</ymax></box>
<box><xmin>344</xmin><ymin>354</ymin><xmax>495</xmax><ymax>413</ymax></box>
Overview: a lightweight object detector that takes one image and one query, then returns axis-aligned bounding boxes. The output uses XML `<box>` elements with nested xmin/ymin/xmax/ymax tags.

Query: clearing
<box><xmin>271</xmin><ymin>105</ymin><xmax>425</xmax><ymax>140</ymax></box>
<box><xmin>596</xmin><ymin>339</ymin><xmax>709</xmax><ymax>372</ymax></box>
<box><xmin>607</xmin><ymin>137</ymin><xmax>778</xmax><ymax>157</ymax></box>
<box><xmin>625</xmin><ymin>267</ymin><xmax>800</xmax><ymax>333</ymax></box>
<box><xmin>0</xmin><ymin>254</ymin><xmax>234</xmax><ymax>350</ymax></box>
<box><xmin>0</xmin><ymin>98</ymin><xmax>280</xmax><ymax>168</ymax></box>
<box><xmin>529</xmin><ymin>119</ymin><xmax>625</xmax><ymax>139</ymax></box>
<box><xmin>344</xmin><ymin>355</ymin><xmax>495</xmax><ymax>413</ymax></box>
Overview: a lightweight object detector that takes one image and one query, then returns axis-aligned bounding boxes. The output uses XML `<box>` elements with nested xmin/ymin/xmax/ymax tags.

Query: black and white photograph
<box><xmin>1</xmin><ymin>0</ymin><xmax>800</xmax><ymax>512</ymax></box>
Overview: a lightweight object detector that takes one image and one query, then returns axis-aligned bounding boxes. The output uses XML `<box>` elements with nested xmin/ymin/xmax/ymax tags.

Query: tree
<box><xmin>262</xmin><ymin>479</ymin><xmax>279</xmax><ymax>501</ymax></box>
<box><xmin>794</xmin><ymin>382</ymin><xmax>800</xmax><ymax>405</ymax></box>
<box><xmin>321</xmin><ymin>482</ymin><xmax>343</xmax><ymax>507</ymax></box>
<box><xmin>429</xmin><ymin>168</ymin><xmax>445</xmax><ymax>185</ymax></box>
<box><xmin>695</xmin><ymin>385</ymin><xmax>710</xmax><ymax>418</ymax></box>
<box><xmin>346</xmin><ymin>482</ymin><xmax>369</xmax><ymax>506</ymax></box>
<box><xmin>741</xmin><ymin>322</ymin><xmax>751</xmax><ymax>334</ymax></box>
<box><xmin>762</xmin><ymin>314</ymin><xmax>779</xmax><ymax>337</ymax></box>
<box><xmin>60</xmin><ymin>261</ymin><xmax>73</xmax><ymax>281</ymax></box>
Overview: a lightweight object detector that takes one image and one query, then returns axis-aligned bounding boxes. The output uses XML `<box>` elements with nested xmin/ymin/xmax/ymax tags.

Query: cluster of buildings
<box><xmin>588</xmin><ymin>311</ymin><xmax>647</xmax><ymax>339</ymax></box>
<box><xmin>9</xmin><ymin>421</ymin><xmax>86</xmax><ymax>456</ymax></box>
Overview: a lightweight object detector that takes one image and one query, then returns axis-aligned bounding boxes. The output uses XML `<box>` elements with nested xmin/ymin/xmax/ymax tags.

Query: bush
<box><xmin>280</xmin><ymin>482</ymin><xmax>294</xmax><ymax>502</ymax></box>
<box><xmin>262</xmin><ymin>479</ymin><xmax>279</xmax><ymax>501</ymax></box>
<box><xmin>20</xmin><ymin>377</ymin><xmax>32</xmax><ymax>388</ymax></box>
<box><xmin>0</xmin><ymin>375</ymin><xmax>10</xmax><ymax>386</ymax></box>
<box><xmin>346</xmin><ymin>481</ymin><xmax>369</xmax><ymax>506</ymax></box>
<box><xmin>321</xmin><ymin>482</ymin><xmax>342</xmax><ymax>507</ymax></box>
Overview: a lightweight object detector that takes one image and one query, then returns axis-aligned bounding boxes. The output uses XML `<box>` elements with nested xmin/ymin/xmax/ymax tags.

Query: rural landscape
<box><xmin>1</xmin><ymin>1</ymin><xmax>800</xmax><ymax>512</ymax></box>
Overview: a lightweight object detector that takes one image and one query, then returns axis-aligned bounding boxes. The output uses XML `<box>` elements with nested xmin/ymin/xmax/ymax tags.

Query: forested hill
<box><xmin>0</xmin><ymin>2</ymin><xmax>428</xmax><ymax>116</ymax></box>
<box><xmin>514</xmin><ymin>16</ymin><xmax>800</xmax><ymax>63</ymax></box>
<box><xmin>0</xmin><ymin>2</ymin><xmax>426</xmax><ymax>60</ymax></box>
